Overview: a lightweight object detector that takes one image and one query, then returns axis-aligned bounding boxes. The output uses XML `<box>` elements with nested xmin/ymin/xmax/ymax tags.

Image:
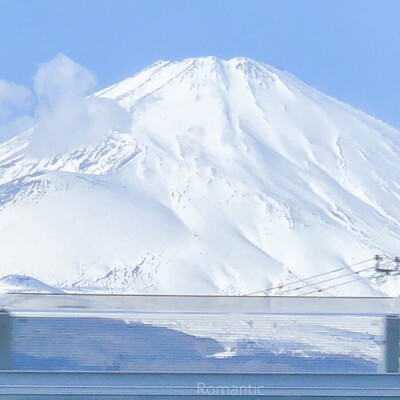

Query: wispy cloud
<box><xmin>0</xmin><ymin>79</ymin><xmax>32</xmax><ymax>121</ymax></box>
<box><xmin>0</xmin><ymin>54</ymin><xmax>130</xmax><ymax>154</ymax></box>
<box><xmin>30</xmin><ymin>54</ymin><xmax>131</xmax><ymax>157</ymax></box>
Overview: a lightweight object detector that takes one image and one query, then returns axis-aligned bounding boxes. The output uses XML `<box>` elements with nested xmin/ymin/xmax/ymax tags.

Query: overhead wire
<box><xmin>302</xmin><ymin>260</ymin><xmax>396</xmax><ymax>296</ymax></box>
<box><xmin>243</xmin><ymin>257</ymin><xmax>376</xmax><ymax>296</ymax></box>
<box><xmin>302</xmin><ymin>274</ymin><xmax>373</xmax><ymax>296</ymax></box>
<box><xmin>278</xmin><ymin>265</ymin><xmax>378</xmax><ymax>295</ymax></box>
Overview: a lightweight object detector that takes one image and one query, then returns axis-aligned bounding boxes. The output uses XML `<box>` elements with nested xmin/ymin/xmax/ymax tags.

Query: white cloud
<box><xmin>0</xmin><ymin>115</ymin><xmax>35</xmax><ymax>142</ymax></box>
<box><xmin>0</xmin><ymin>79</ymin><xmax>32</xmax><ymax>121</ymax></box>
<box><xmin>29</xmin><ymin>53</ymin><xmax>131</xmax><ymax>157</ymax></box>
<box><xmin>33</xmin><ymin>53</ymin><xmax>96</xmax><ymax>107</ymax></box>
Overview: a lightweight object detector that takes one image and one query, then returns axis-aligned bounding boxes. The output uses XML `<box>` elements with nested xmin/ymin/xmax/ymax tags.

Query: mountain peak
<box><xmin>97</xmin><ymin>56</ymin><xmax>287</xmax><ymax>101</ymax></box>
<box><xmin>0</xmin><ymin>57</ymin><xmax>399</xmax><ymax>296</ymax></box>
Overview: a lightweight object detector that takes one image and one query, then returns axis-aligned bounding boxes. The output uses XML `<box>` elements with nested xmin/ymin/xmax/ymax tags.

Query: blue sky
<box><xmin>1</xmin><ymin>0</ymin><xmax>400</xmax><ymax>127</ymax></box>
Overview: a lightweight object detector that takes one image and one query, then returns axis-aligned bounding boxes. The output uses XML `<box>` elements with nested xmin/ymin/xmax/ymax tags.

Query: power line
<box><xmin>278</xmin><ymin>265</ymin><xmax>377</xmax><ymax>295</ymax></box>
<box><xmin>284</xmin><ymin>259</ymin><xmax>395</xmax><ymax>295</ymax></box>
<box><xmin>303</xmin><ymin>261</ymin><xmax>393</xmax><ymax>296</ymax></box>
<box><xmin>244</xmin><ymin>257</ymin><xmax>376</xmax><ymax>296</ymax></box>
<box><xmin>302</xmin><ymin>270</ymin><xmax>377</xmax><ymax>296</ymax></box>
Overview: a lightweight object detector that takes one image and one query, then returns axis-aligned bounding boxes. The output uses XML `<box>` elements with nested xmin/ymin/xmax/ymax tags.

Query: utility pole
<box><xmin>0</xmin><ymin>311</ymin><xmax>11</xmax><ymax>370</ymax></box>
<box><xmin>385</xmin><ymin>314</ymin><xmax>400</xmax><ymax>373</ymax></box>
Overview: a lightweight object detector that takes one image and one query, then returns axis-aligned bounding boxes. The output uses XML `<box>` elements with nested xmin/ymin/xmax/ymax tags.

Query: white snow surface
<box><xmin>0</xmin><ymin>274</ymin><xmax>63</xmax><ymax>294</ymax></box>
<box><xmin>0</xmin><ymin>56</ymin><xmax>399</xmax><ymax>295</ymax></box>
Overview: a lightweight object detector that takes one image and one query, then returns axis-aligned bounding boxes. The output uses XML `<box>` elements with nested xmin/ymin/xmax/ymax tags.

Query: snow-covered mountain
<box><xmin>1</xmin><ymin>57</ymin><xmax>400</xmax><ymax>296</ymax></box>
<box><xmin>0</xmin><ymin>275</ymin><xmax>63</xmax><ymax>294</ymax></box>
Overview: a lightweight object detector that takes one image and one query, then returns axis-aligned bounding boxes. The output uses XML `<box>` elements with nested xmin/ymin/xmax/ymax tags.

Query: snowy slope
<box><xmin>1</xmin><ymin>57</ymin><xmax>400</xmax><ymax>295</ymax></box>
<box><xmin>0</xmin><ymin>275</ymin><xmax>63</xmax><ymax>293</ymax></box>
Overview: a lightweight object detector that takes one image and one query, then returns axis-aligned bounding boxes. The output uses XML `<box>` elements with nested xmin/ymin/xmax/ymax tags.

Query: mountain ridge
<box><xmin>0</xmin><ymin>56</ymin><xmax>399</xmax><ymax>296</ymax></box>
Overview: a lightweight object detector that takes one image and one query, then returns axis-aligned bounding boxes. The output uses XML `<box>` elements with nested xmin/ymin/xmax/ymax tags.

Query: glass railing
<box><xmin>0</xmin><ymin>294</ymin><xmax>399</xmax><ymax>374</ymax></box>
